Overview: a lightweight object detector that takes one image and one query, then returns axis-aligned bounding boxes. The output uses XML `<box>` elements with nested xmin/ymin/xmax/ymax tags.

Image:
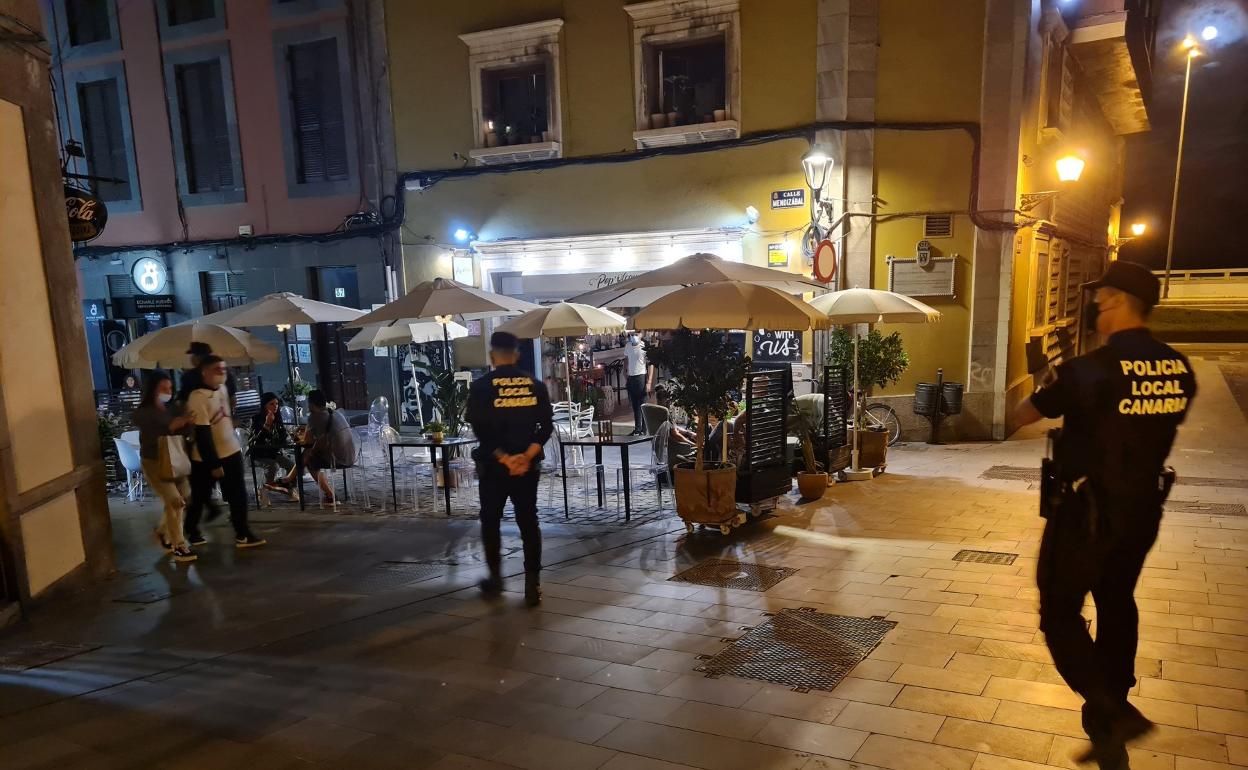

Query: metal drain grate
<box><xmin>0</xmin><ymin>641</ymin><xmax>101</xmax><ymax>671</ymax></box>
<box><xmin>1166</xmin><ymin>500</ymin><xmax>1248</xmax><ymax>517</ymax></box>
<box><xmin>668</xmin><ymin>560</ymin><xmax>797</xmax><ymax>592</ymax></box>
<box><xmin>696</xmin><ymin>609</ymin><xmax>895</xmax><ymax>692</ymax></box>
<box><xmin>952</xmin><ymin>550</ymin><xmax>1019</xmax><ymax>566</ymax></box>
<box><xmin>312</xmin><ymin>562</ymin><xmax>443</xmax><ymax>594</ymax></box>
<box><xmin>980</xmin><ymin>466</ymin><xmax>1041</xmax><ymax>482</ymax></box>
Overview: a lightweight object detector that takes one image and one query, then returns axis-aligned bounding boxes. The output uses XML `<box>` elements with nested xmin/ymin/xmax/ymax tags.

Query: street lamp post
<box><xmin>1162</xmin><ymin>29</ymin><xmax>1216</xmax><ymax>299</ymax></box>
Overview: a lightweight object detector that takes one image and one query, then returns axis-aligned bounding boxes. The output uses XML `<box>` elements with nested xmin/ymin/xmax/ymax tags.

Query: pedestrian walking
<box><xmin>466</xmin><ymin>331</ymin><xmax>554</xmax><ymax>606</ymax></box>
<box><xmin>184</xmin><ymin>355</ymin><xmax>266</xmax><ymax>548</ymax></box>
<box><xmin>131</xmin><ymin>371</ymin><xmax>196</xmax><ymax>562</ymax></box>
<box><xmin>624</xmin><ymin>332</ymin><xmax>653</xmax><ymax>435</ymax></box>
<box><xmin>1014</xmin><ymin>261</ymin><xmax>1196</xmax><ymax>769</ymax></box>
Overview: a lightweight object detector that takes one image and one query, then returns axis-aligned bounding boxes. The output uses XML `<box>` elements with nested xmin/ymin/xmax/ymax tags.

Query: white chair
<box><xmin>113</xmin><ymin>437</ymin><xmax>146</xmax><ymax>502</ymax></box>
<box><xmin>380</xmin><ymin>426</ymin><xmax>434</xmax><ymax>511</ymax></box>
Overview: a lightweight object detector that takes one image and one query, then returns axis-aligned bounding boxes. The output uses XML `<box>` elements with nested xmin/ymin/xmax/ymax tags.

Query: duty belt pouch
<box><xmin>1039</xmin><ymin>428</ymin><xmax>1062</xmax><ymax>520</ymax></box>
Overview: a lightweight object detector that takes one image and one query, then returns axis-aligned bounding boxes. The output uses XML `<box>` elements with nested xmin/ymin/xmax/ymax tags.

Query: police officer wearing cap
<box><xmin>1014</xmin><ymin>260</ymin><xmax>1196</xmax><ymax>769</ymax></box>
<box><xmin>466</xmin><ymin>331</ymin><xmax>554</xmax><ymax>606</ymax></box>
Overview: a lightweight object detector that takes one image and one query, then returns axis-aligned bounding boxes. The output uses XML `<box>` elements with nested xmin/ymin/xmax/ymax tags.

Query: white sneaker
<box><xmin>172</xmin><ymin>546</ymin><xmax>197</xmax><ymax>563</ymax></box>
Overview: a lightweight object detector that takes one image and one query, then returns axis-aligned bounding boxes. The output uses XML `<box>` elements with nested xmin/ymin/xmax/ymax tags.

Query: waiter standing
<box><xmin>1014</xmin><ymin>261</ymin><xmax>1196</xmax><ymax>769</ymax></box>
<box><xmin>466</xmin><ymin>331</ymin><xmax>554</xmax><ymax>606</ymax></box>
<box><xmin>624</xmin><ymin>331</ymin><xmax>653</xmax><ymax>435</ymax></box>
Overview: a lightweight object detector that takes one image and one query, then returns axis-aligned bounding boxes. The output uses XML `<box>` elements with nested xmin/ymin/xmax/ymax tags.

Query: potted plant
<box><xmin>826</xmin><ymin>328</ymin><xmax>909</xmax><ymax>468</ymax></box>
<box><xmin>412</xmin><ymin>364</ymin><xmax>468</xmax><ymax>439</ymax></box>
<box><xmin>425</xmin><ymin>421</ymin><xmax>447</xmax><ymax>444</ymax></box>
<box><xmin>788</xmin><ymin>401</ymin><xmax>829</xmax><ymax>500</ymax></box>
<box><xmin>646</xmin><ymin>330</ymin><xmax>751</xmax><ymax>530</ymax></box>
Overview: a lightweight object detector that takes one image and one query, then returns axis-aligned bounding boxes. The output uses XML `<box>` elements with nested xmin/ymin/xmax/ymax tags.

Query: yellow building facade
<box><xmin>384</xmin><ymin>0</ymin><xmax>1155</xmax><ymax>440</ymax></box>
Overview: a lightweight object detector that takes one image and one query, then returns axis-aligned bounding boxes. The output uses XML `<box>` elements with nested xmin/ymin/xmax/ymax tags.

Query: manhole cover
<box><xmin>669</xmin><ymin>560</ymin><xmax>797</xmax><ymax>592</ymax></box>
<box><xmin>980</xmin><ymin>466</ymin><xmax>1040</xmax><ymax>482</ymax></box>
<box><xmin>952</xmin><ymin>550</ymin><xmax>1019</xmax><ymax>566</ymax></box>
<box><xmin>1166</xmin><ymin>500</ymin><xmax>1247</xmax><ymax>517</ymax></box>
<box><xmin>0</xmin><ymin>642</ymin><xmax>101</xmax><ymax>671</ymax></box>
<box><xmin>312</xmin><ymin>562</ymin><xmax>443</xmax><ymax>594</ymax></box>
<box><xmin>696</xmin><ymin>609</ymin><xmax>895</xmax><ymax>692</ymax></box>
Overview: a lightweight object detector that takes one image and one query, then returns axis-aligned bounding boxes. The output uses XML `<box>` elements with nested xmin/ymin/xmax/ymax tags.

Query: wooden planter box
<box><xmin>674</xmin><ymin>462</ymin><xmax>738</xmax><ymax>525</ymax></box>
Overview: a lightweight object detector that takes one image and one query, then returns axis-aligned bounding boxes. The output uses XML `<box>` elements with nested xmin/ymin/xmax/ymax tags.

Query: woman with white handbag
<box><xmin>132</xmin><ymin>371</ymin><xmax>196</xmax><ymax>562</ymax></box>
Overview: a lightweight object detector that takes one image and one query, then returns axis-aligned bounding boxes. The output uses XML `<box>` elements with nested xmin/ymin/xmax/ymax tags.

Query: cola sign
<box><xmin>65</xmin><ymin>185</ymin><xmax>108</xmax><ymax>242</ymax></box>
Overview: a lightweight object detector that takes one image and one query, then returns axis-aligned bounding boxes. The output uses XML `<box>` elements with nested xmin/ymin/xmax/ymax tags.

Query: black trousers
<box><xmin>1037</xmin><ymin>490</ymin><xmax>1162</xmax><ymax>704</ymax></box>
<box><xmin>186</xmin><ymin>453</ymin><xmax>250</xmax><ymax>538</ymax></box>
<box><xmin>626</xmin><ymin>374</ymin><xmax>646</xmax><ymax>428</ymax></box>
<box><xmin>478</xmin><ymin>465</ymin><xmax>542</xmax><ymax>575</ymax></box>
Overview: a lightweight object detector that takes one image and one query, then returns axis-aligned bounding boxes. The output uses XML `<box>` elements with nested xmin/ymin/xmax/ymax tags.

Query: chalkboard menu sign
<box><xmin>752</xmin><ymin>329</ymin><xmax>802</xmax><ymax>362</ymax></box>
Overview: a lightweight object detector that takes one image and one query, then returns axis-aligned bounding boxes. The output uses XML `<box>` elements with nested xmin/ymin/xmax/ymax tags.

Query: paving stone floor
<box><xmin>1</xmin><ymin>344</ymin><xmax>1245</xmax><ymax>770</ymax></box>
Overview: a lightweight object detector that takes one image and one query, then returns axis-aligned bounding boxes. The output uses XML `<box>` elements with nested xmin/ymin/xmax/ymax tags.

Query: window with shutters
<box><xmin>60</xmin><ymin>62</ymin><xmax>140</xmax><ymax>211</ymax></box>
<box><xmin>77</xmin><ymin>78</ymin><xmax>132</xmax><ymax>202</ymax></box>
<box><xmin>274</xmin><ymin>22</ymin><xmax>357</xmax><ymax>196</ymax></box>
<box><xmin>107</xmin><ymin>274</ymin><xmax>136</xmax><ymax>299</ymax></box>
<box><xmin>164</xmin><ymin>44</ymin><xmax>245</xmax><ymax>204</ymax></box>
<box><xmin>201</xmin><ymin>271</ymin><xmax>247</xmax><ymax>313</ymax></box>
<box><xmin>287</xmin><ymin>38</ymin><xmax>349</xmax><ymax>184</ymax></box>
<box><xmin>1040</xmin><ymin>37</ymin><xmax>1074</xmax><ymax>141</ymax></box>
<box><xmin>156</xmin><ymin>0</ymin><xmax>225</xmax><ymax>39</ymax></box>
<box><xmin>924</xmin><ymin>214</ymin><xmax>953</xmax><ymax>239</ymax></box>
<box><xmin>64</xmin><ymin>0</ymin><xmax>114</xmax><ymax>48</ymax></box>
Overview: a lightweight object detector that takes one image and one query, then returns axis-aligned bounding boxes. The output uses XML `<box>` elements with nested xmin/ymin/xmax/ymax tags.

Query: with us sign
<box><xmin>752</xmin><ymin>329</ymin><xmax>802</xmax><ymax>362</ymax></box>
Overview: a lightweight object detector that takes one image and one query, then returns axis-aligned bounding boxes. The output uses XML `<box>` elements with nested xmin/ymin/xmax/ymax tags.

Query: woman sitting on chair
<box><xmin>253</xmin><ymin>393</ymin><xmax>296</xmax><ymax>502</ymax></box>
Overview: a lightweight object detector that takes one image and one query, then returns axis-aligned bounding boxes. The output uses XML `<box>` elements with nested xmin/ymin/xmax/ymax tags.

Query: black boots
<box><xmin>479</xmin><ymin>558</ymin><xmax>503</xmax><ymax>596</ymax></box>
<box><xmin>525</xmin><ymin>572</ymin><xmax>542</xmax><ymax>606</ymax></box>
<box><xmin>1078</xmin><ymin>698</ymin><xmax>1153</xmax><ymax>768</ymax></box>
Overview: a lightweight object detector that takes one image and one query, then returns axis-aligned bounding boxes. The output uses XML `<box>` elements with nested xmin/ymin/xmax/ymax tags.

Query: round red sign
<box><xmin>813</xmin><ymin>239</ymin><xmax>837</xmax><ymax>284</ymax></box>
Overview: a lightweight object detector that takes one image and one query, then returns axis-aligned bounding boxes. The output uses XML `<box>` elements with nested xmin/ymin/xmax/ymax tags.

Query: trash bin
<box><xmin>914</xmin><ymin>383</ymin><xmax>940</xmax><ymax>416</ymax></box>
<box><xmin>941</xmin><ymin>383</ymin><xmax>964</xmax><ymax>416</ymax></box>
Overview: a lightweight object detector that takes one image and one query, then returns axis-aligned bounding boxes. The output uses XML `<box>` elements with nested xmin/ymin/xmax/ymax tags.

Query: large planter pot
<box><xmin>674</xmin><ymin>462</ymin><xmax>738</xmax><ymax>525</ymax></box>
<box><xmin>858</xmin><ymin>428</ymin><xmax>888</xmax><ymax>469</ymax></box>
<box><xmin>827</xmin><ymin>445</ymin><xmax>851</xmax><ymax>473</ymax></box>
<box><xmin>796</xmin><ymin>471</ymin><xmax>829</xmax><ymax>500</ymax></box>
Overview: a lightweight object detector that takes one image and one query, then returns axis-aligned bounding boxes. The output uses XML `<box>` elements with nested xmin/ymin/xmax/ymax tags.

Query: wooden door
<box><xmin>312</xmin><ymin>267</ymin><xmax>367</xmax><ymax>410</ymax></box>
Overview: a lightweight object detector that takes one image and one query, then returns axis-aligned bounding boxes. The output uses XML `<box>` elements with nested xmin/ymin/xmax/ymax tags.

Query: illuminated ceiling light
<box><xmin>561</xmin><ymin>249</ymin><xmax>584</xmax><ymax>269</ymax></box>
<box><xmin>615</xmin><ymin>246</ymin><xmax>635</xmax><ymax>266</ymax></box>
<box><xmin>1201</xmin><ymin>25</ymin><xmax>1218</xmax><ymax>41</ymax></box>
<box><xmin>801</xmin><ymin>147</ymin><xmax>833</xmax><ymax>193</ymax></box>
<box><xmin>516</xmin><ymin>255</ymin><xmax>536</xmax><ymax>272</ymax></box>
<box><xmin>722</xmin><ymin>241</ymin><xmax>743</xmax><ymax>261</ymax></box>
<box><xmin>1130</xmin><ymin>222</ymin><xmax>1146</xmax><ymax>237</ymax></box>
<box><xmin>1055</xmin><ymin>154</ymin><xmax>1085</xmax><ymax>183</ymax></box>
<box><xmin>453</xmin><ymin>228</ymin><xmax>473</xmax><ymax>242</ymax></box>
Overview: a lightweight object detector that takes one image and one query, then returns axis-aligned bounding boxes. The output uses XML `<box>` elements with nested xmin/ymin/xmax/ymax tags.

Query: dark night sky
<box><xmin>1119</xmin><ymin>0</ymin><xmax>1248</xmax><ymax>270</ymax></box>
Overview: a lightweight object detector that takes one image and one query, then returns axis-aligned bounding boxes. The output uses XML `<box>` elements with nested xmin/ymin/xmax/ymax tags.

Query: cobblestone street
<box><xmin>2</xmin><ymin>345</ymin><xmax>1245</xmax><ymax>770</ymax></box>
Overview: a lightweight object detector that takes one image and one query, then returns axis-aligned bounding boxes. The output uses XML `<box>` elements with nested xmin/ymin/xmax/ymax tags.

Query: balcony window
<box><xmin>625</xmin><ymin>0</ymin><xmax>740</xmax><ymax>149</ymax></box>
<box><xmin>77</xmin><ymin>78</ymin><xmax>132</xmax><ymax>203</ymax></box>
<box><xmin>66</xmin><ymin>0</ymin><xmax>111</xmax><ymax>47</ymax></box>
<box><xmin>460</xmin><ymin>19</ymin><xmax>564</xmax><ymax>166</ymax></box>
<box><xmin>163</xmin><ymin>44</ymin><xmax>245</xmax><ymax>204</ymax></box>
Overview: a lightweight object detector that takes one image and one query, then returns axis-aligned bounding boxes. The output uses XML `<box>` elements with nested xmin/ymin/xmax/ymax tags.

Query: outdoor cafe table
<box><xmin>387</xmin><ymin>436</ymin><xmax>478</xmax><ymax>515</ymax></box>
<box><xmin>558</xmin><ymin>434</ymin><xmax>654</xmax><ymax>522</ymax></box>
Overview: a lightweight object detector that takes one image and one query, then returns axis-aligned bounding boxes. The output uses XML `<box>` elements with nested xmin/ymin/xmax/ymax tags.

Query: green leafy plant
<box><xmin>568</xmin><ymin>376</ymin><xmax>603</xmax><ymax>411</ymax></box>
<box><xmin>826</xmin><ymin>328</ymin><xmax>909</xmax><ymax>394</ymax></box>
<box><xmin>644</xmin><ymin>330</ymin><xmax>751</xmax><ymax>470</ymax></box>
<box><xmin>281</xmin><ymin>379</ymin><xmax>313</xmax><ymax>403</ymax></box>
<box><xmin>787</xmin><ymin>399</ymin><xmax>823</xmax><ymax>474</ymax></box>
<box><xmin>424</xmin><ymin>421</ymin><xmax>447</xmax><ymax>435</ymax></box>
<box><xmin>98</xmin><ymin>412</ymin><xmax>123</xmax><ymax>444</ymax></box>
<box><xmin>413</xmin><ymin>365</ymin><xmax>468</xmax><ymax>437</ymax></box>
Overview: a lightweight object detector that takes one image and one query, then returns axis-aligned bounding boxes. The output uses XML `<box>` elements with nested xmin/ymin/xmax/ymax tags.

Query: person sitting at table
<box><xmin>253</xmin><ymin>392</ymin><xmax>297</xmax><ymax>503</ymax></box>
<box><xmin>272</xmin><ymin>390</ymin><xmax>355</xmax><ymax>505</ymax></box>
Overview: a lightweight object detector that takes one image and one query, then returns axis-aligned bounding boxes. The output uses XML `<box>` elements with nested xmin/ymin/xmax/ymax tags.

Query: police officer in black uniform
<box><xmin>1015</xmin><ymin>261</ymin><xmax>1196</xmax><ymax>769</ymax></box>
<box><xmin>466</xmin><ymin>331</ymin><xmax>554</xmax><ymax>606</ymax></box>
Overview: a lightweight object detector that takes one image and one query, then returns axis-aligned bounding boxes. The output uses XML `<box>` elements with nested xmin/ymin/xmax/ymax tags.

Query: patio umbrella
<box><xmin>345</xmin><ymin>320</ymin><xmax>470</xmax><ymax>351</ymax></box>
<box><xmin>632</xmin><ymin>282</ymin><xmax>831</xmax><ymax>332</ymax></box>
<box><xmin>344</xmin><ymin>277</ymin><xmax>538</xmax><ymax>369</ymax></box>
<box><xmin>569</xmin><ymin>252</ymin><xmax>830</xmax><ymax>308</ymax></box>
<box><xmin>199</xmin><ymin>292</ymin><xmax>366</xmax><ymax>426</ymax></box>
<box><xmin>112</xmin><ymin>321</ymin><xmax>279</xmax><ymax>369</ymax></box>
<box><xmin>495</xmin><ymin>302</ymin><xmax>627</xmax><ymax>429</ymax></box>
<box><xmin>807</xmin><ymin>288</ymin><xmax>941</xmax><ymax>480</ymax></box>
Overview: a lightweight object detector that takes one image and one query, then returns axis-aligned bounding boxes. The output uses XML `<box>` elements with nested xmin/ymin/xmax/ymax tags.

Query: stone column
<box><xmin>0</xmin><ymin>0</ymin><xmax>113</xmax><ymax>614</ymax></box>
<box><xmin>816</xmin><ymin>0</ymin><xmax>878</xmax><ymax>291</ymax></box>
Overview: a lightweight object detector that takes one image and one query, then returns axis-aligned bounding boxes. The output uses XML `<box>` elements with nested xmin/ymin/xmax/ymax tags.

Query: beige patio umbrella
<box><xmin>632</xmin><ymin>282</ymin><xmax>831</xmax><ymax>332</ymax></box>
<box><xmin>199</xmin><ymin>292</ymin><xmax>366</xmax><ymax>426</ymax></box>
<box><xmin>495</xmin><ymin>303</ymin><xmax>627</xmax><ymax>429</ymax></box>
<box><xmin>112</xmin><ymin>321</ymin><xmax>279</xmax><ymax>369</ymax></box>
<box><xmin>345</xmin><ymin>277</ymin><xmax>539</xmax><ymax>369</ymax></box>
<box><xmin>570</xmin><ymin>252</ymin><xmax>830</xmax><ymax>308</ymax></box>
<box><xmin>633</xmin><ymin>282</ymin><xmax>831</xmax><ymax>461</ymax></box>
<box><xmin>808</xmin><ymin>287</ymin><xmax>941</xmax><ymax>480</ymax></box>
<box><xmin>345</xmin><ymin>320</ymin><xmax>469</xmax><ymax>351</ymax></box>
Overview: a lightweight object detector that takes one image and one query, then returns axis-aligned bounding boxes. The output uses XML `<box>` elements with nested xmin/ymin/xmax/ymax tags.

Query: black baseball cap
<box><xmin>1087</xmin><ymin>260</ymin><xmax>1160</xmax><ymax>310</ymax></box>
<box><xmin>490</xmin><ymin>330</ymin><xmax>519</xmax><ymax>351</ymax></box>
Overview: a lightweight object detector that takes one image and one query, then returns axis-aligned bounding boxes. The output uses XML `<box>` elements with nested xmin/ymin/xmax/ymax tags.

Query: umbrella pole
<box><xmin>442</xmin><ymin>324</ymin><xmax>451</xmax><ymax>372</ymax></box>
<box><xmin>283</xmin><ymin>326</ymin><xmax>299</xmax><ymax>428</ymax></box>
<box><xmin>564</xmin><ymin>336</ymin><xmax>575</xmax><ymax>435</ymax></box>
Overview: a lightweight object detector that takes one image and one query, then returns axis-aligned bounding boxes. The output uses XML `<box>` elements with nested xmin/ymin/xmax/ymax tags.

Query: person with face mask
<box><xmin>624</xmin><ymin>331</ymin><xmax>653</xmax><ymax>435</ymax></box>
<box><xmin>1014</xmin><ymin>261</ymin><xmax>1197</xmax><ymax>769</ymax></box>
<box><xmin>131</xmin><ymin>371</ymin><xmax>196</xmax><ymax>562</ymax></box>
<box><xmin>184</xmin><ymin>355</ymin><xmax>265</xmax><ymax>548</ymax></box>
